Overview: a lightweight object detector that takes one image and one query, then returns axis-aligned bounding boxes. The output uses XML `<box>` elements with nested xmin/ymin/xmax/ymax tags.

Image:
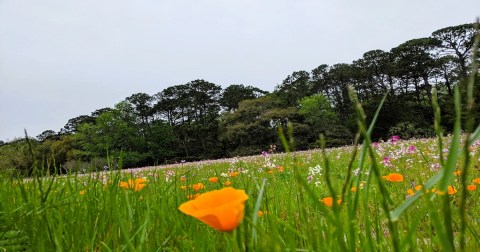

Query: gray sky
<box><xmin>1</xmin><ymin>0</ymin><xmax>479</xmax><ymax>142</ymax></box>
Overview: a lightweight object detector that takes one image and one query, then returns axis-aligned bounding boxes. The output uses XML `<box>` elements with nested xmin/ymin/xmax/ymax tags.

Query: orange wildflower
<box><xmin>119</xmin><ymin>180</ymin><xmax>131</xmax><ymax>190</ymax></box>
<box><xmin>135</xmin><ymin>178</ymin><xmax>148</xmax><ymax>184</ymax></box>
<box><xmin>119</xmin><ymin>178</ymin><xmax>147</xmax><ymax>191</ymax></box>
<box><xmin>277</xmin><ymin>166</ymin><xmax>284</xmax><ymax>172</ymax></box>
<box><xmin>180</xmin><ymin>185</ymin><xmax>187</xmax><ymax>190</ymax></box>
<box><xmin>407</xmin><ymin>189</ymin><xmax>415</xmax><ymax>196</ymax></box>
<box><xmin>408</xmin><ymin>185</ymin><xmax>423</xmax><ymax>196</ymax></box>
<box><xmin>453</xmin><ymin>170</ymin><xmax>462</xmax><ymax>176</ymax></box>
<box><xmin>208</xmin><ymin>177</ymin><xmax>219</xmax><ymax>183</ymax></box>
<box><xmin>467</xmin><ymin>184</ymin><xmax>477</xmax><ymax>191</ymax></box>
<box><xmin>192</xmin><ymin>183</ymin><xmax>205</xmax><ymax>191</ymax></box>
<box><xmin>351</xmin><ymin>186</ymin><xmax>357</xmax><ymax>192</ymax></box>
<box><xmin>79</xmin><ymin>190</ymin><xmax>86</xmax><ymax>195</ymax></box>
<box><xmin>257</xmin><ymin>210</ymin><xmax>264</xmax><ymax>217</ymax></box>
<box><xmin>267</xmin><ymin>170</ymin><xmax>274</xmax><ymax>174</ymax></box>
<box><xmin>447</xmin><ymin>186</ymin><xmax>457</xmax><ymax>195</ymax></box>
<box><xmin>229</xmin><ymin>172</ymin><xmax>239</xmax><ymax>177</ymax></box>
<box><xmin>224</xmin><ymin>181</ymin><xmax>232</xmax><ymax>187</ymax></box>
<box><xmin>382</xmin><ymin>173</ymin><xmax>404</xmax><ymax>182</ymax></box>
<box><xmin>321</xmin><ymin>197</ymin><xmax>342</xmax><ymax>207</ymax></box>
<box><xmin>179</xmin><ymin>187</ymin><xmax>249</xmax><ymax>231</ymax></box>
<box><xmin>180</xmin><ymin>177</ymin><xmax>186</xmax><ymax>182</ymax></box>
<box><xmin>473</xmin><ymin>178</ymin><xmax>480</xmax><ymax>184</ymax></box>
<box><xmin>322</xmin><ymin>197</ymin><xmax>334</xmax><ymax>206</ymax></box>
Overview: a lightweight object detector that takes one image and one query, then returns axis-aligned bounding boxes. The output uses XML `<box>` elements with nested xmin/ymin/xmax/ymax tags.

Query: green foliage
<box><xmin>432</xmin><ymin>23</ymin><xmax>478</xmax><ymax>79</ymax></box>
<box><xmin>220</xmin><ymin>96</ymin><xmax>281</xmax><ymax>156</ymax></box>
<box><xmin>298</xmin><ymin>94</ymin><xmax>352</xmax><ymax>147</ymax></box>
<box><xmin>274</xmin><ymin>70</ymin><xmax>311</xmax><ymax>106</ymax></box>
<box><xmin>36</xmin><ymin>130</ymin><xmax>58</xmax><ymax>142</ymax></box>
<box><xmin>76</xmin><ymin>102</ymin><xmax>176</xmax><ymax>167</ymax></box>
<box><xmin>0</xmin><ymin>139</ymin><xmax>33</xmax><ymax>175</ymax></box>
<box><xmin>63</xmin><ymin>157</ymin><xmax>109</xmax><ymax>173</ymax></box>
<box><xmin>298</xmin><ymin>94</ymin><xmax>336</xmax><ymax>124</ymax></box>
<box><xmin>154</xmin><ymin>79</ymin><xmax>223</xmax><ymax>159</ymax></box>
<box><xmin>220</xmin><ymin>84</ymin><xmax>268</xmax><ymax>112</ymax></box>
<box><xmin>59</xmin><ymin>114</ymin><xmax>96</xmax><ymax>135</ymax></box>
<box><xmin>388</xmin><ymin>122</ymin><xmax>436</xmax><ymax>139</ymax></box>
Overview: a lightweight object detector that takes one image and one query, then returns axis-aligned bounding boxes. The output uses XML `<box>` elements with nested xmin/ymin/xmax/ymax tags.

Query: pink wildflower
<box><xmin>381</xmin><ymin>156</ymin><xmax>392</xmax><ymax>167</ymax></box>
<box><xmin>407</xmin><ymin>145</ymin><xmax>416</xmax><ymax>154</ymax></box>
<box><xmin>389</xmin><ymin>135</ymin><xmax>400</xmax><ymax>145</ymax></box>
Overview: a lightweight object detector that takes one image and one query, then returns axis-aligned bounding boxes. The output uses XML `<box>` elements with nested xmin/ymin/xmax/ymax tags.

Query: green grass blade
<box><xmin>251</xmin><ymin>178</ymin><xmax>267</xmax><ymax>247</ymax></box>
<box><xmin>438</xmin><ymin>86</ymin><xmax>461</xmax><ymax>192</ymax></box>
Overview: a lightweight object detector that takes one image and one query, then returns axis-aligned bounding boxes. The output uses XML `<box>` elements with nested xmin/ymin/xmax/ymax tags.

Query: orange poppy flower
<box><xmin>179</xmin><ymin>187</ymin><xmax>249</xmax><ymax>231</ymax></box>
<box><xmin>382</xmin><ymin>173</ymin><xmax>404</xmax><ymax>182</ymax></box>
<box><xmin>407</xmin><ymin>185</ymin><xmax>423</xmax><ymax>196</ymax></box>
<box><xmin>180</xmin><ymin>177</ymin><xmax>186</xmax><ymax>182</ymax></box>
<box><xmin>407</xmin><ymin>189</ymin><xmax>415</xmax><ymax>196</ymax></box>
<box><xmin>135</xmin><ymin>178</ymin><xmax>148</xmax><ymax>184</ymax></box>
<box><xmin>473</xmin><ymin>178</ymin><xmax>480</xmax><ymax>184</ymax></box>
<box><xmin>224</xmin><ymin>181</ymin><xmax>232</xmax><ymax>187</ymax></box>
<box><xmin>257</xmin><ymin>210</ymin><xmax>264</xmax><ymax>217</ymax></box>
<box><xmin>192</xmin><ymin>183</ymin><xmax>205</xmax><ymax>191</ymax></box>
<box><xmin>277</xmin><ymin>166</ymin><xmax>284</xmax><ymax>172</ymax></box>
<box><xmin>447</xmin><ymin>186</ymin><xmax>457</xmax><ymax>195</ymax></box>
<box><xmin>208</xmin><ymin>177</ymin><xmax>219</xmax><ymax>183</ymax></box>
<box><xmin>467</xmin><ymin>184</ymin><xmax>477</xmax><ymax>191</ymax></box>
<box><xmin>229</xmin><ymin>172</ymin><xmax>239</xmax><ymax>177</ymax></box>
<box><xmin>322</xmin><ymin>197</ymin><xmax>333</xmax><ymax>206</ymax></box>
<box><xmin>453</xmin><ymin>170</ymin><xmax>462</xmax><ymax>176</ymax></box>
<box><xmin>267</xmin><ymin>170</ymin><xmax>274</xmax><ymax>174</ymax></box>
<box><xmin>321</xmin><ymin>197</ymin><xmax>342</xmax><ymax>207</ymax></box>
<box><xmin>119</xmin><ymin>178</ymin><xmax>147</xmax><ymax>191</ymax></box>
<box><xmin>351</xmin><ymin>187</ymin><xmax>357</xmax><ymax>192</ymax></box>
<box><xmin>180</xmin><ymin>185</ymin><xmax>187</xmax><ymax>190</ymax></box>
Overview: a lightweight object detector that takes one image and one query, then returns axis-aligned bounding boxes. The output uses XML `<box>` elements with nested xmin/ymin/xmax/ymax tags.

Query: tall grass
<box><xmin>2</xmin><ymin>131</ymin><xmax>480</xmax><ymax>250</ymax></box>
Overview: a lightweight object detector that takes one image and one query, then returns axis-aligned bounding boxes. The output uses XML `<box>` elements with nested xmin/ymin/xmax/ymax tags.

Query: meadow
<box><xmin>1</xmin><ymin>122</ymin><xmax>480</xmax><ymax>251</ymax></box>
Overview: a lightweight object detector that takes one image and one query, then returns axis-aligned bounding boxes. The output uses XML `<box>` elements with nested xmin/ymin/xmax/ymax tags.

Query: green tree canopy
<box><xmin>220</xmin><ymin>84</ymin><xmax>268</xmax><ymax>112</ymax></box>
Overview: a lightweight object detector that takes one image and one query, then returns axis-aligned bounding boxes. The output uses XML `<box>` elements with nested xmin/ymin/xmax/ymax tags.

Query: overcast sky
<box><xmin>0</xmin><ymin>0</ymin><xmax>479</xmax><ymax>141</ymax></box>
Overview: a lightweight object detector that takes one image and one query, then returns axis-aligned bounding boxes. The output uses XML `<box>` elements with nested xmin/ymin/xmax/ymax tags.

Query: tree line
<box><xmin>1</xmin><ymin>23</ymin><xmax>478</xmax><ymax>174</ymax></box>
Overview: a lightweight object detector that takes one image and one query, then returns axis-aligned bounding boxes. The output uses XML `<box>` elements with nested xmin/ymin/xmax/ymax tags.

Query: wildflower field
<box><xmin>1</xmin><ymin>130</ymin><xmax>480</xmax><ymax>251</ymax></box>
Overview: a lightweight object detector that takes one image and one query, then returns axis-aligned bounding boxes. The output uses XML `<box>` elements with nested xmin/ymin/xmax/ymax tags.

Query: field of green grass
<box><xmin>1</xmin><ymin>130</ymin><xmax>480</xmax><ymax>251</ymax></box>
